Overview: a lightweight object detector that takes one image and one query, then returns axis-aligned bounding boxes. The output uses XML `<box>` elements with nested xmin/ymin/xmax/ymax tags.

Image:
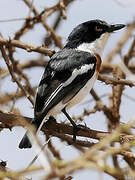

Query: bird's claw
<box><xmin>72</xmin><ymin>124</ymin><xmax>86</xmax><ymax>141</ymax></box>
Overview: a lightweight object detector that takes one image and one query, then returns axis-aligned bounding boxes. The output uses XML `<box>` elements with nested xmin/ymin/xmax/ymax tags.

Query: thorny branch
<box><xmin>0</xmin><ymin>1</ymin><xmax>135</xmax><ymax>180</ymax></box>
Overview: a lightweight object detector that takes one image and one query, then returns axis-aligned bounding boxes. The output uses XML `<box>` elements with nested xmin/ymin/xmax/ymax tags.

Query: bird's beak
<box><xmin>107</xmin><ymin>24</ymin><xmax>125</xmax><ymax>32</ymax></box>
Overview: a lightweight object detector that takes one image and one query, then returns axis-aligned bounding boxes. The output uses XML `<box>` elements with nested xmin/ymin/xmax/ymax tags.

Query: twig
<box><xmin>0</xmin><ymin>60</ymin><xmax>47</xmax><ymax>79</ymax></box>
<box><xmin>0</xmin><ymin>111</ymin><xmax>108</xmax><ymax>140</ymax></box>
<box><xmin>26</xmin><ymin>134</ymin><xmax>52</xmax><ymax>173</ymax></box>
<box><xmin>0</xmin><ymin>37</ymin><xmax>54</xmax><ymax>56</ymax></box>
<box><xmin>124</xmin><ymin>37</ymin><xmax>135</xmax><ymax>66</ymax></box>
<box><xmin>1</xmin><ymin>111</ymin><xmax>135</xmax><ymax>145</ymax></box>
<box><xmin>27</xmin><ymin>138</ymin><xmax>51</xmax><ymax>169</ymax></box>
<box><xmin>0</xmin><ymin>45</ymin><xmax>34</xmax><ymax>105</ymax></box>
<box><xmin>105</xmin><ymin>22</ymin><xmax>135</xmax><ymax>63</ymax></box>
<box><xmin>0</xmin><ymin>18</ymin><xmax>26</xmax><ymax>23</ymax></box>
<box><xmin>23</xmin><ymin>0</ymin><xmax>63</xmax><ymax>48</ymax></box>
<box><xmin>0</xmin><ymin>87</ymin><xmax>36</xmax><ymax>104</ymax></box>
<box><xmin>98</xmin><ymin>73</ymin><xmax>135</xmax><ymax>87</ymax></box>
<box><xmin>112</xmin><ymin>67</ymin><xmax>125</xmax><ymax>124</ymax></box>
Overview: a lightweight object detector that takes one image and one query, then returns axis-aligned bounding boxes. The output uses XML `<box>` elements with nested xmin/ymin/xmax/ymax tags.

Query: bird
<box><xmin>19</xmin><ymin>19</ymin><xmax>125</xmax><ymax>149</ymax></box>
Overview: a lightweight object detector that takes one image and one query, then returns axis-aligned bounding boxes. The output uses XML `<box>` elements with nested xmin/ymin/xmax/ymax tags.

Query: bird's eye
<box><xmin>95</xmin><ymin>26</ymin><xmax>103</xmax><ymax>32</ymax></box>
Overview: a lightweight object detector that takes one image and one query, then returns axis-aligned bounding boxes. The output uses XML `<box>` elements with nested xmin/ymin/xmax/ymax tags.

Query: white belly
<box><xmin>66</xmin><ymin>72</ymin><xmax>97</xmax><ymax>109</ymax></box>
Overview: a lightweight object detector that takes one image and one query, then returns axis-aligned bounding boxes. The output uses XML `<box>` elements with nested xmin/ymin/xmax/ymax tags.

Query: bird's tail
<box><xmin>19</xmin><ymin>116</ymin><xmax>43</xmax><ymax>149</ymax></box>
<box><xmin>19</xmin><ymin>132</ymin><xmax>32</xmax><ymax>149</ymax></box>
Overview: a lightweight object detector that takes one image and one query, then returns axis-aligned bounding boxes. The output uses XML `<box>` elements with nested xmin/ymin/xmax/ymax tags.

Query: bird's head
<box><xmin>65</xmin><ymin>19</ymin><xmax>125</xmax><ymax>55</ymax></box>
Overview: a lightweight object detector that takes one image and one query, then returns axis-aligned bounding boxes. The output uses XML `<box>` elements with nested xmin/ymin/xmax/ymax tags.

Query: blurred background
<box><xmin>0</xmin><ymin>0</ymin><xmax>135</xmax><ymax>179</ymax></box>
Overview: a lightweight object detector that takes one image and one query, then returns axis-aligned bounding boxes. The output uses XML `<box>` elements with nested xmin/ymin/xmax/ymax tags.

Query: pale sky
<box><xmin>0</xmin><ymin>0</ymin><xmax>135</xmax><ymax>179</ymax></box>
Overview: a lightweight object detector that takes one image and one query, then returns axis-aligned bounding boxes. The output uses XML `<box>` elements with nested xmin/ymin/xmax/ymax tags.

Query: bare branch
<box><xmin>0</xmin><ymin>37</ymin><xmax>54</xmax><ymax>56</ymax></box>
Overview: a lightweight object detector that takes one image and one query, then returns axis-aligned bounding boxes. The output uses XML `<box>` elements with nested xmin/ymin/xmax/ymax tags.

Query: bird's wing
<box><xmin>34</xmin><ymin>49</ymin><xmax>97</xmax><ymax>122</ymax></box>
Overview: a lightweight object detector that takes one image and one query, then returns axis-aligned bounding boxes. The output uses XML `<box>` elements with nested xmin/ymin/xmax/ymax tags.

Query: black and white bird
<box><xmin>19</xmin><ymin>19</ymin><xmax>125</xmax><ymax>149</ymax></box>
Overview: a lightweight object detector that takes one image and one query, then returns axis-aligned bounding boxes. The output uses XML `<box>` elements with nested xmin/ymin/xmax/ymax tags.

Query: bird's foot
<box><xmin>72</xmin><ymin>124</ymin><xmax>86</xmax><ymax>141</ymax></box>
<box><xmin>45</xmin><ymin>116</ymin><xmax>56</xmax><ymax>128</ymax></box>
